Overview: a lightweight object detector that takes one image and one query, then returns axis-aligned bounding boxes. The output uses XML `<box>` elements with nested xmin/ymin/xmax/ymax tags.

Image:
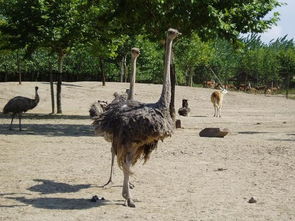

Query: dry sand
<box><xmin>0</xmin><ymin>81</ymin><xmax>294</xmax><ymax>221</ymax></box>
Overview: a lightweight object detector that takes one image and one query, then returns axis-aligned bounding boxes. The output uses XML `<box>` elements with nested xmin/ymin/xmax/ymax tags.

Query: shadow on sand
<box><xmin>238</xmin><ymin>131</ymin><xmax>271</xmax><ymax>135</ymax></box>
<box><xmin>4</xmin><ymin>196</ymin><xmax>117</xmax><ymax>209</ymax></box>
<box><xmin>0</xmin><ymin>113</ymin><xmax>90</xmax><ymax>120</ymax></box>
<box><xmin>28</xmin><ymin>179</ymin><xmax>91</xmax><ymax>194</ymax></box>
<box><xmin>41</xmin><ymin>82</ymin><xmax>83</xmax><ymax>88</ymax></box>
<box><xmin>268</xmin><ymin>138</ymin><xmax>295</xmax><ymax>142</ymax></box>
<box><xmin>1</xmin><ymin>179</ymin><xmax>123</xmax><ymax>209</ymax></box>
<box><xmin>0</xmin><ymin>123</ymin><xmax>94</xmax><ymax>137</ymax></box>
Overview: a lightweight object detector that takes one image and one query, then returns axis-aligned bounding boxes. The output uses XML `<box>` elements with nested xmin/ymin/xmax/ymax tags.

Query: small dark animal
<box><xmin>178</xmin><ymin>99</ymin><xmax>190</xmax><ymax>116</ymax></box>
<box><xmin>3</xmin><ymin>86</ymin><xmax>40</xmax><ymax>131</ymax></box>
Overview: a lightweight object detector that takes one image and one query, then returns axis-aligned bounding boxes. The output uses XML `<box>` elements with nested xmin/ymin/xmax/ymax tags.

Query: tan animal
<box><xmin>211</xmin><ymin>87</ymin><xmax>228</xmax><ymax>117</ymax></box>
<box><xmin>203</xmin><ymin>80</ymin><xmax>216</xmax><ymax>88</ymax></box>
<box><xmin>264</xmin><ymin>88</ymin><xmax>272</xmax><ymax>96</ymax></box>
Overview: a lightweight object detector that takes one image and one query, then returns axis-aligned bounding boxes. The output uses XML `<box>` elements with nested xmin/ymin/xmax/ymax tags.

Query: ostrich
<box><xmin>100</xmin><ymin>48</ymin><xmax>140</xmax><ymax>189</ymax></box>
<box><xmin>93</xmin><ymin>28</ymin><xmax>181</xmax><ymax>207</ymax></box>
<box><xmin>3</xmin><ymin>86</ymin><xmax>40</xmax><ymax>131</ymax></box>
<box><xmin>89</xmin><ymin>100</ymin><xmax>108</xmax><ymax>119</ymax></box>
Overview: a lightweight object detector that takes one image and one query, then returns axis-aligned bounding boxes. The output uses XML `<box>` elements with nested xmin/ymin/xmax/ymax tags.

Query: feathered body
<box><xmin>89</xmin><ymin>100</ymin><xmax>108</xmax><ymax>118</ymax></box>
<box><xmin>92</xmin><ymin>29</ymin><xmax>180</xmax><ymax>207</ymax></box>
<box><xmin>3</xmin><ymin>96</ymin><xmax>39</xmax><ymax>114</ymax></box>
<box><xmin>94</xmin><ymin>101</ymin><xmax>173</xmax><ymax>168</ymax></box>
<box><xmin>3</xmin><ymin>86</ymin><xmax>39</xmax><ymax>130</ymax></box>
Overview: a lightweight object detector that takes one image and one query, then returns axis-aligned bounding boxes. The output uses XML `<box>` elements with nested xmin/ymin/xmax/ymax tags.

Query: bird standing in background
<box><xmin>3</xmin><ymin>86</ymin><xmax>40</xmax><ymax>131</ymax></box>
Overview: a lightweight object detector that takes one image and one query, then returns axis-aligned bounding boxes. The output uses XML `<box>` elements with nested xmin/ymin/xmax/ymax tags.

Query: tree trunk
<box><xmin>170</xmin><ymin>63</ymin><xmax>176</xmax><ymax>121</ymax></box>
<box><xmin>185</xmin><ymin>69</ymin><xmax>189</xmax><ymax>86</ymax></box>
<box><xmin>286</xmin><ymin>72</ymin><xmax>290</xmax><ymax>99</ymax></box>
<box><xmin>120</xmin><ymin>56</ymin><xmax>125</xmax><ymax>82</ymax></box>
<box><xmin>123</xmin><ymin>55</ymin><xmax>128</xmax><ymax>82</ymax></box>
<box><xmin>4</xmin><ymin>72</ymin><xmax>8</xmax><ymax>82</ymax></box>
<box><xmin>57</xmin><ymin>51</ymin><xmax>65</xmax><ymax>114</ymax></box>
<box><xmin>16</xmin><ymin>51</ymin><xmax>21</xmax><ymax>85</ymax></box>
<box><xmin>49</xmin><ymin>62</ymin><xmax>55</xmax><ymax>114</ymax></box>
<box><xmin>189</xmin><ymin>68</ymin><xmax>193</xmax><ymax>87</ymax></box>
<box><xmin>4</xmin><ymin>65</ymin><xmax>8</xmax><ymax>82</ymax></box>
<box><xmin>99</xmin><ymin>57</ymin><xmax>106</xmax><ymax>86</ymax></box>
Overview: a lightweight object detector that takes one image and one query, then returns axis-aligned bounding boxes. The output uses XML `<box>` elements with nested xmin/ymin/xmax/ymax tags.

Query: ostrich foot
<box><xmin>102</xmin><ymin>179</ymin><xmax>113</xmax><ymax>189</ymax></box>
<box><xmin>125</xmin><ymin>199</ymin><xmax>135</xmax><ymax>208</ymax></box>
<box><xmin>129</xmin><ymin>182</ymin><xmax>135</xmax><ymax>189</ymax></box>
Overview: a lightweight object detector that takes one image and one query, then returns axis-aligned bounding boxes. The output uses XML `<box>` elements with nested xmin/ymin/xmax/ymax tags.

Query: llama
<box><xmin>210</xmin><ymin>87</ymin><xmax>228</xmax><ymax>117</ymax></box>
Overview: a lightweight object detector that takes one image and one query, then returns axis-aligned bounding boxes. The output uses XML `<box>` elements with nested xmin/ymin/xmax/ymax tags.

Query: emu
<box><xmin>3</xmin><ymin>86</ymin><xmax>40</xmax><ymax>130</ymax></box>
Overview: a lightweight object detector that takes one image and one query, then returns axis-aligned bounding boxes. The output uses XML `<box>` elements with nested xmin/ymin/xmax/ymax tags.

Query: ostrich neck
<box><xmin>35</xmin><ymin>90</ymin><xmax>40</xmax><ymax>104</ymax></box>
<box><xmin>128</xmin><ymin>56</ymin><xmax>137</xmax><ymax>100</ymax></box>
<box><xmin>158</xmin><ymin>38</ymin><xmax>173</xmax><ymax>108</ymax></box>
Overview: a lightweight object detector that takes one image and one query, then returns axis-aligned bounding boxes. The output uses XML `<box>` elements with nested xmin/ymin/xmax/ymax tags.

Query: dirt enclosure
<box><xmin>0</xmin><ymin>81</ymin><xmax>294</xmax><ymax>221</ymax></box>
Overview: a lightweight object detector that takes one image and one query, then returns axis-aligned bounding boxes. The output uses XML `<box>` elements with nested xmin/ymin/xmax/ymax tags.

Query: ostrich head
<box><xmin>35</xmin><ymin>86</ymin><xmax>39</xmax><ymax>91</ymax></box>
<box><xmin>167</xmin><ymin>28</ymin><xmax>182</xmax><ymax>40</ymax></box>
<box><xmin>131</xmin><ymin>48</ymin><xmax>140</xmax><ymax>58</ymax></box>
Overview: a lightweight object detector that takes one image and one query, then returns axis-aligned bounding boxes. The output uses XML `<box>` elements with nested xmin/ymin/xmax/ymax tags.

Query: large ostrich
<box><xmin>3</xmin><ymin>86</ymin><xmax>40</xmax><ymax>131</ymax></box>
<box><xmin>93</xmin><ymin>28</ymin><xmax>181</xmax><ymax>207</ymax></box>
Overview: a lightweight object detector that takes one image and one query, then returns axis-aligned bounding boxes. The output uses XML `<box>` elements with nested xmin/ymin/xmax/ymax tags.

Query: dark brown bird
<box><xmin>93</xmin><ymin>28</ymin><xmax>181</xmax><ymax>207</ymax></box>
<box><xmin>3</xmin><ymin>86</ymin><xmax>40</xmax><ymax>131</ymax></box>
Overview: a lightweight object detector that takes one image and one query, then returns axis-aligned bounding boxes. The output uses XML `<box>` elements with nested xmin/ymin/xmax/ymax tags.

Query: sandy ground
<box><xmin>0</xmin><ymin>81</ymin><xmax>294</xmax><ymax>221</ymax></box>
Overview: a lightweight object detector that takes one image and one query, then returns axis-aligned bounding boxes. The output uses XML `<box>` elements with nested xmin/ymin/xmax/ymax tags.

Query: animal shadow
<box><xmin>28</xmin><ymin>179</ymin><xmax>91</xmax><ymax>194</ymax></box>
<box><xmin>0</xmin><ymin>113</ymin><xmax>90</xmax><ymax>120</ymax></box>
<box><xmin>0</xmin><ymin>123</ymin><xmax>93</xmax><ymax>137</ymax></box>
<box><xmin>2</xmin><ymin>180</ymin><xmax>122</xmax><ymax>210</ymax></box>
<box><xmin>5</xmin><ymin>196</ymin><xmax>113</xmax><ymax>210</ymax></box>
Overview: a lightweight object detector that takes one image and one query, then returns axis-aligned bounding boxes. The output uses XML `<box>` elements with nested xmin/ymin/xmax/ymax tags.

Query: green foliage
<box><xmin>1</xmin><ymin>0</ymin><xmax>294</xmax><ymax>90</ymax></box>
<box><xmin>133</xmin><ymin>35</ymin><xmax>164</xmax><ymax>83</ymax></box>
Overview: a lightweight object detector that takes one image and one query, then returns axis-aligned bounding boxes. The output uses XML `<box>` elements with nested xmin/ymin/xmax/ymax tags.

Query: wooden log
<box><xmin>175</xmin><ymin>119</ymin><xmax>181</xmax><ymax>128</ymax></box>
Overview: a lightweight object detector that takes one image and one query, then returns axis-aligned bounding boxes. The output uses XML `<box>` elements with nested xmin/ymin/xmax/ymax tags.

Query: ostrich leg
<box><xmin>103</xmin><ymin>148</ymin><xmax>115</xmax><ymax>188</ymax></box>
<box><xmin>18</xmin><ymin>113</ymin><xmax>22</xmax><ymax>131</ymax></box>
<box><xmin>122</xmin><ymin>152</ymin><xmax>135</xmax><ymax>208</ymax></box>
<box><xmin>9</xmin><ymin>114</ymin><xmax>15</xmax><ymax>130</ymax></box>
<box><xmin>103</xmin><ymin>146</ymin><xmax>135</xmax><ymax>189</ymax></box>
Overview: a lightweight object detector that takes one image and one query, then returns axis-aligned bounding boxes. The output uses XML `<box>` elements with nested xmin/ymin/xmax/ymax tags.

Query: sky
<box><xmin>259</xmin><ymin>0</ymin><xmax>295</xmax><ymax>43</ymax></box>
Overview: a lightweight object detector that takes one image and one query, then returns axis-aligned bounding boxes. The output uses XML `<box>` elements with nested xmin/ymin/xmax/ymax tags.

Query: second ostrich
<box><xmin>101</xmin><ymin>48</ymin><xmax>140</xmax><ymax>189</ymax></box>
<box><xmin>93</xmin><ymin>28</ymin><xmax>181</xmax><ymax>207</ymax></box>
<box><xmin>3</xmin><ymin>86</ymin><xmax>40</xmax><ymax>131</ymax></box>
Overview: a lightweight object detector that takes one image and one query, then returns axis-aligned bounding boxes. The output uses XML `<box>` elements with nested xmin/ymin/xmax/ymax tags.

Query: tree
<box><xmin>175</xmin><ymin>34</ymin><xmax>214</xmax><ymax>86</ymax></box>
<box><xmin>0</xmin><ymin>0</ymin><xmax>44</xmax><ymax>84</ymax></box>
